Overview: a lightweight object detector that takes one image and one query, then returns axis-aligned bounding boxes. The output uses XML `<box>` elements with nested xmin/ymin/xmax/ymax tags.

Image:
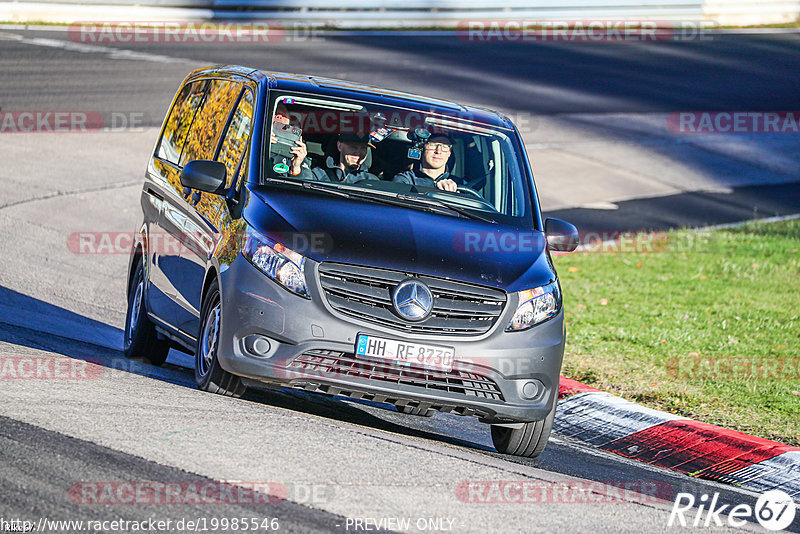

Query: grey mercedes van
<box><xmin>124</xmin><ymin>65</ymin><xmax>579</xmax><ymax>458</ymax></box>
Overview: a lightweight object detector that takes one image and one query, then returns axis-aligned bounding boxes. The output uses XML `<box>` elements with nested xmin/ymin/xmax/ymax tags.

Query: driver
<box><xmin>392</xmin><ymin>134</ymin><xmax>459</xmax><ymax>192</ymax></box>
<box><xmin>310</xmin><ymin>132</ymin><xmax>379</xmax><ymax>184</ymax></box>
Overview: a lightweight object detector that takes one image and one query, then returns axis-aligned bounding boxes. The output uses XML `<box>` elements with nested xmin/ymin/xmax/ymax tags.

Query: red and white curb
<box><xmin>556</xmin><ymin>377</ymin><xmax>800</xmax><ymax>500</ymax></box>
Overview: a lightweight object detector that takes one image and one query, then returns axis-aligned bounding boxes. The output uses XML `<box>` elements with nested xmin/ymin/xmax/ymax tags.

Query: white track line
<box><xmin>0</xmin><ymin>31</ymin><xmax>195</xmax><ymax>63</ymax></box>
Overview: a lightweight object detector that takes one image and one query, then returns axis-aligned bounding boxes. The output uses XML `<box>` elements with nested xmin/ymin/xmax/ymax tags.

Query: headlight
<box><xmin>506</xmin><ymin>281</ymin><xmax>560</xmax><ymax>331</ymax></box>
<box><xmin>242</xmin><ymin>227</ymin><xmax>310</xmax><ymax>298</ymax></box>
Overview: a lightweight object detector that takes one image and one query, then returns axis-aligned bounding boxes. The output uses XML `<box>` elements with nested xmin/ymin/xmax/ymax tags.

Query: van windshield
<box><xmin>262</xmin><ymin>93</ymin><xmax>535</xmax><ymax>227</ymax></box>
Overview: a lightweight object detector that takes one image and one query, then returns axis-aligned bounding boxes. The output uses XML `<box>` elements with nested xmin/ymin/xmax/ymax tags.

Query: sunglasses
<box><xmin>424</xmin><ymin>142</ymin><xmax>452</xmax><ymax>152</ymax></box>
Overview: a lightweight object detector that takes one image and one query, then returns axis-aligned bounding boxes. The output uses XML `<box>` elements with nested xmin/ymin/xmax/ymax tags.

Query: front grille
<box><xmin>318</xmin><ymin>263</ymin><xmax>507</xmax><ymax>336</ymax></box>
<box><xmin>288</xmin><ymin>349</ymin><xmax>504</xmax><ymax>401</ymax></box>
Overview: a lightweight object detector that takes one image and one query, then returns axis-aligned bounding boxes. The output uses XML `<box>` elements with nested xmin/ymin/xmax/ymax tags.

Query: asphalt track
<box><xmin>1</xmin><ymin>28</ymin><xmax>799</xmax><ymax>533</ymax></box>
<box><xmin>2</xmin><ymin>29</ymin><xmax>800</xmax><ymax>118</ymax></box>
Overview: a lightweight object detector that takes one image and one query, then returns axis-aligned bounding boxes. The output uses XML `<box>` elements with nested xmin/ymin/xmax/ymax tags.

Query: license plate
<box><xmin>355</xmin><ymin>334</ymin><xmax>455</xmax><ymax>373</ymax></box>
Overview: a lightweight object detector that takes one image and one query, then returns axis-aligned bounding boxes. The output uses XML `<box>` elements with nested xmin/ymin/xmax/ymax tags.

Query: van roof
<box><xmin>189</xmin><ymin>65</ymin><xmax>515</xmax><ymax>131</ymax></box>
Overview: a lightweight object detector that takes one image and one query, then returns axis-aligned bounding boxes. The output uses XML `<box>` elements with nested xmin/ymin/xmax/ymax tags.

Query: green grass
<box><xmin>554</xmin><ymin>218</ymin><xmax>800</xmax><ymax>446</ymax></box>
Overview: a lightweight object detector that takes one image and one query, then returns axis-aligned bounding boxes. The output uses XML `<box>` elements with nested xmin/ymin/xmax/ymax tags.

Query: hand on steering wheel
<box><xmin>435</xmin><ymin>178</ymin><xmax>458</xmax><ymax>192</ymax></box>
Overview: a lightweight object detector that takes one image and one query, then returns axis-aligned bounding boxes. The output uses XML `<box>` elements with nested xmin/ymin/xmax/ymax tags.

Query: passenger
<box><xmin>269</xmin><ymin>103</ymin><xmax>311</xmax><ymax>179</ymax></box>
<box><xmin>392</xmin><ymin>134</ymin><xmax>459</xmax><ymax>192</ymax></box>
<box><xmin>311</xmin><ymin>132</ymin><xmax>379</xmax><ymax>184</ymax></box>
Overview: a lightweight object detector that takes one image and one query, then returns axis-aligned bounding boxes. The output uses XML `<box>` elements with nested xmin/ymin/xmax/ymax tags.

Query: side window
<box><xmin>156</xmin><ymin>80</ymin><xmax>207</xmax><ymax>164</ymax></box>
<box><xmin>180</xmin><ymin>80</ymin><xmax>242</xmax><ymax>166</ymax></box>
<box><xmin>216</xmin><ymin>89</ymin><xmax>255</xmax><ymax>188</ymax></box>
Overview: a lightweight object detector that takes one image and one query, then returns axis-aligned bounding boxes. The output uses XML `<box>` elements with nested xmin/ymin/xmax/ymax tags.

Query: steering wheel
<box><xmin>456</xmin><ymin>186</ymin><xmax>485</xmax><ymax>201</ymax></box>
<box><xmin>453</xmin><ymin>186</ymin><xmax>500</xmax><ymax>212</ymax></box>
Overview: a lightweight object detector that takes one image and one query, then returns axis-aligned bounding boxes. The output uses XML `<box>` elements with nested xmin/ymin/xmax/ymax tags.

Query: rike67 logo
<box><xmin>668</xmin><ymin>490</ymin><xmax>796</xmax><ymax>530</ymax></box>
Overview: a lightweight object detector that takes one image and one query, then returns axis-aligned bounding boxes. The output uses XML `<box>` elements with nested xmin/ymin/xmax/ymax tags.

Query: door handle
<box><xmin>145</xmin><ymin>187</ymin><xmax>164</xmax><ymax>201</ymax></box>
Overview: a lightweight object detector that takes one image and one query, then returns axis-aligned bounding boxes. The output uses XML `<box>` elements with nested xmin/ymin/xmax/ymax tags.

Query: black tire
<box><xmin>397</xmin><ymin>405</ymin><xmax>435</xmax><ymax>417</ymax></box>
<box><xmin>124</xmin><ymin>260</ymin><xmax>170</xmax><ymax>366</ymax></box>
<box><xmin>490</xmin><ymin>398</ymin><xmax>557</xmax><ymax>458</ymax></box>
<box><xmin>194</xmin><ymin>278</ymin><xmax>246</xmax><ymax>397</ymax></box>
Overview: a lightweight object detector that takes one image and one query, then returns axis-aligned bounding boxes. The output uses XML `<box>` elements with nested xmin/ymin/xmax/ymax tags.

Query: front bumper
<box><xmin>217</xmin><ymin>255</ymin><xmax>565</xmax><ymax>424</ymax></box>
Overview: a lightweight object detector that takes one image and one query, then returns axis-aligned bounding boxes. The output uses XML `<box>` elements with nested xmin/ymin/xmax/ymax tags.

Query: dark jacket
<box><xmin>311</xmin><ymin>156</ymin><xmax>378</xmax><ymax>184</ymax></box>
<box><xmin>392</xmin><ymin>165</ymin><xmax>459</xmax><ymax>189</ymax></box>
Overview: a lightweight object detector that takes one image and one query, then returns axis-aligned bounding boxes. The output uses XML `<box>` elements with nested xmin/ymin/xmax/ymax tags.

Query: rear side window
<box><xmin>156</xmin><ymin>80</ymin><xmax>207</xmax><ymax>164</ymax></box>
<box><xmin>180</xmin><ymin>80</ymin><xmax>243</xmax><ymax>166</ymax></box>
<box><xmin>216</xmin><ymin>89</ymin><xmax>255</xmax><ymax>188</ymax></box>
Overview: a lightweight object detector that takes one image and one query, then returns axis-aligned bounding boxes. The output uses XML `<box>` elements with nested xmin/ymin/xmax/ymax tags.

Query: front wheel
<box><xmin>194</xmin><ymin>278</ymin><xmax>246</xmax><ymax>397</ymax></box>
<box><xmin>124</xmin><ymin>260</ymin><xmax>169</xmax><ymax>366</ymax></box>
<box><xmin>490</xmin><ymin>398</ymin><xmax>556</xmax><ymax>458</ymax></box>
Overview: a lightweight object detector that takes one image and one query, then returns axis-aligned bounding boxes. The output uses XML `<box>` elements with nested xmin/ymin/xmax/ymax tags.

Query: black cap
<box><xmin>339</xmin><ymin>132</ymin><xmax>370</xmax><ymax>144</ymax></box>
<box><xmin>427</xmin><ymin>133</ymin><xmax>454</xmax><ymax>146</ymax></box>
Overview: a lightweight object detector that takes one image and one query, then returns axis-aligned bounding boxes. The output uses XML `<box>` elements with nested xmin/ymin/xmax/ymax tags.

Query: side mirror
<box><xmin>545</xmin><ymin>218</ymin><xmax>579</xmax><ymax>253</ymax></box>
<box><xmin>180</xmin><ymin>160</ymin><xmax>227</xmax><ymax>195</ymax></box>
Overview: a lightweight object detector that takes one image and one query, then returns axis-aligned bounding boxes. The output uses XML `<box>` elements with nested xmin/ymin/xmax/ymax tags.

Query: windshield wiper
<box><xmin>267</xmin><ymin>178</ymin><xmax>352</xmax><ymax>198</ymax></box>
<box><xmin>328</xmin><ymin>188</ymin><xmax>473</xmax><ymax>219</ymax></box>
<box><xmin>267</xmin><ymin>179</ymin><xmax>497</xmax><ymax>223</ymax></box>
<box><xmin>395</xmin><ymin>194</ymin><xmax>497</xmax><ymax>224</ymax></box>
<box><xmin>327</xmin><ymin>186</ymin><xmax>497</xmax><ymax>223</ymax></box>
